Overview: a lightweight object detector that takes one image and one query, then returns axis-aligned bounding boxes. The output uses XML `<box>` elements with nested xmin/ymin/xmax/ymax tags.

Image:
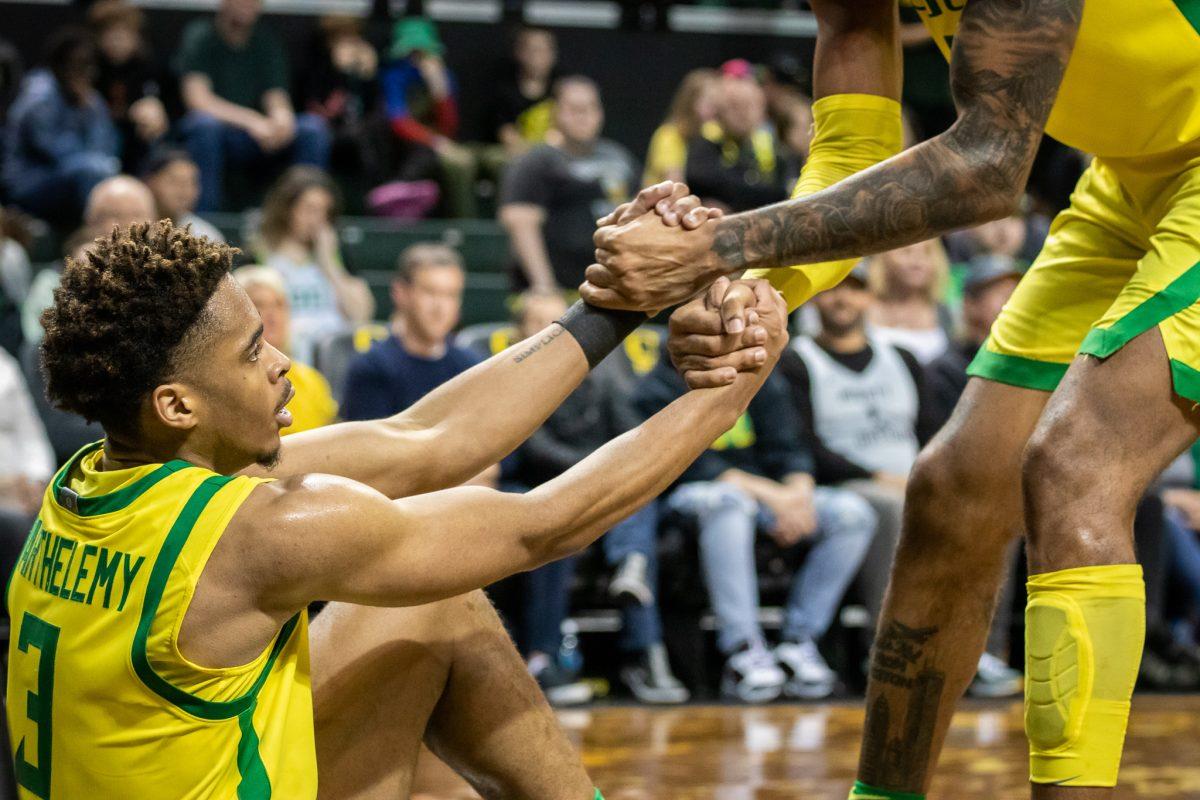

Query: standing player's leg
<box><xmin>1021</xmin><ymin>157</ymin><xmax>1200</xmax><ymax>795</ymax></box>
<box><xmin>1023</xmin><ymin>328</ymin><xmax>1199</xmax><ymax>799</ymax></box>
<box><xmin>850</xmin><ymin>158</ymin><xmax>1148</xmax><ymax>799</ymax></box>
<box><xmin>311</xmin><ymin>592</ymin><xmax>595</xmax><ymax>800</ymax></box>
<box><xmin>853</xmin><ymin>379</ymin><xmax>1046</xmax><ymax>798</ymax></box>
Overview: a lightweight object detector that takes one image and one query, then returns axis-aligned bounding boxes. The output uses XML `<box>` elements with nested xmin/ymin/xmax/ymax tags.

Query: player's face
<box><xmin>815</xmin><ymin>280</ymin><xmax>871</xmax><ymax>335</ymax></box>
<box><xmin>183</xmin><ymin>278</ymin><xmax>293</xmax><ymax>470</ymax></box>
<box><xmin>401</xmin><ymin>265</ymin><xmax>464</xmax><ymax>344</ymax></box>
<box><xmin>148</xmin><ymin>161</ymin><xmax>201</xmax><ymax>220</ymax></box>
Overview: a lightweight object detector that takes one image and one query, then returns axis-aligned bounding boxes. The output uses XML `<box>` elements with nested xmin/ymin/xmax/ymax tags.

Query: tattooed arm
<box><xmin>584</xmin><ymin>0</ymin><xmax>1082</xmax><ymax>311</ymax></box>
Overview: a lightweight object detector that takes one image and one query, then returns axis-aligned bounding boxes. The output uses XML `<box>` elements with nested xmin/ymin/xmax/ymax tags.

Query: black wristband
<box><xmin>558</xmin><ymin>301</ymin><xmax>647</xmax><ymax>369</ymax></box>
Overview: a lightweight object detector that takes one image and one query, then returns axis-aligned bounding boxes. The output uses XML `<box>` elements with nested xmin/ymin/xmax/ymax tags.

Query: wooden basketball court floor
<box><xmin>416</xmin><ymin>696</ymin><xmax>1200</xmax><ymax>799</ymax></box>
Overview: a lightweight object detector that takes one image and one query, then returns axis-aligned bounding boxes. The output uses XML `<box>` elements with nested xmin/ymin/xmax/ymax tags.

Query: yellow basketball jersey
<box><xmin>6</xmin><ymin>442</ymin><xmax>317</xmax><ymax>799</ymax></box>
<box><xmin>913</xmin><ymin>0</ymin><xmax>1200</xmax><ymax>158</ymax></box>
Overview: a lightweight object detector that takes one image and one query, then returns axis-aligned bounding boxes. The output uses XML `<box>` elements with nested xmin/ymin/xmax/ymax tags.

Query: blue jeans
<box><xmin>516</xmin><ymin>495</ymin><xmax>665</xmax><ymax>655</ymax></box>
<box><xmin>667</xmin><ymin>481</ymin><xmax>877</xmax><ymax>654</ymax></box>
<box><xmin>8</xmin><ymin>151</ymin><xmax>120</xmax><ymax>221</ymax></box>
<box><xmin>181</xmin><ymin>111</ymin><xmax>332</xmax><ymax>211</ymax></box>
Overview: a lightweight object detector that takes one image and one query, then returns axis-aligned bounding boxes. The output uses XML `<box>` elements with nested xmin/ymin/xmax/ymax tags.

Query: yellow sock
<box><xmin>1025</xmin><ymin>564</ymin><xmax>1144</xmax><ymax>787</ymax></box>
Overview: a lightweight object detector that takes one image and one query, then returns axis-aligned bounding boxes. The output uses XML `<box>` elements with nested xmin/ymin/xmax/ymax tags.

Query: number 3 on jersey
<box><xmin>14</xmin><ymin>612</ymin><xmax>59</xmax><ymax>798</ymax></box>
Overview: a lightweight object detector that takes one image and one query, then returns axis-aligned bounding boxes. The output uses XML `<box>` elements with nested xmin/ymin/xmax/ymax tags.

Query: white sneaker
<box><xmin>775</xmin><ymin>639</ymin><xmax>836</xmax><ymax>699</ymax></box>
<box><xmin>969</xmin><ymin>652</ymin><xmax>1023</xmax><ymax>698</ymax></box>
<box><xmin>721</xmin><ymin>642</ymin><xmax>786</xmax><ymax>703</ymax></box>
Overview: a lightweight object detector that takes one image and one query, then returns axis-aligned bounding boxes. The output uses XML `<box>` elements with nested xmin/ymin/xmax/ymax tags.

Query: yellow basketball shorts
<box><xmin>969</xmin><ymin>151</ymin><xmax>1200</xmax><ymax>402</ymax></box>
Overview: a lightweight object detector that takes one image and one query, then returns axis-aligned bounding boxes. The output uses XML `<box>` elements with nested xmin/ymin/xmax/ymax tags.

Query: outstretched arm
<box><xmin>584</xmin><ymin>0</ymin><xmax>1082</xmax><ymax>310</ymax></box>
<box><xmin>248</xmin><ymin>183</ymin><xmax>722</xmax><ymax>500</ymax></box>
<box><xmin>244</xmin><ymin>285</ymin><xmax>789</xmax><ymax>612</ymax></box>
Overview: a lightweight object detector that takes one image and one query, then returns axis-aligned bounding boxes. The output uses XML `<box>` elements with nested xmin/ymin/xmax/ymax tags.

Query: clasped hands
<box><xmin>587</xmin><ymin>181</ymin><xmax>785</xmax><ymax>388</ymax></box>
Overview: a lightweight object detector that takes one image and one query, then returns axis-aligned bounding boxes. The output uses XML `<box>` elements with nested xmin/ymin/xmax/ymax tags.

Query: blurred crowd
<box><xmin>2</xmin><ymin>0</ymin><xmax>1200</xmax><ymax>707</ymax></box>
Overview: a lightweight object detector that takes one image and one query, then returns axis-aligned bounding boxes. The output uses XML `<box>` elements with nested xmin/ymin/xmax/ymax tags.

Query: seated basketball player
<box><xmin>5</xmin><ymin>195</ymin><xmax>785</xmax><ymax>798</ymax></box>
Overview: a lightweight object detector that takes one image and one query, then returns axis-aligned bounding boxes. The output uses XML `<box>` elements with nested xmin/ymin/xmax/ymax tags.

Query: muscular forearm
<box><xmin>531</xmin><ymin>369</ymin><xmax>770</xmax><ymax>561</ymax></box>
<box><xmin>712</xmin><ymin>130</ymin><xmax>1021</xmax><ymax>274</ymax></box>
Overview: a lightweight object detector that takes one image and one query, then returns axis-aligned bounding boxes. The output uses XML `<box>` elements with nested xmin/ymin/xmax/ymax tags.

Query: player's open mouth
<box><xmin>275</xmin><ymin>383</ymin><xmax>295</xmax><ymax>427</ymax></box>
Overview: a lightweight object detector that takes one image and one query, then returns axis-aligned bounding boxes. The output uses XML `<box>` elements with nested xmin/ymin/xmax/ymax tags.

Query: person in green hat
<box><xmin>380</xmin><ymin>16</ymin><xmax>478</xmax><ymax>218</ymax></box>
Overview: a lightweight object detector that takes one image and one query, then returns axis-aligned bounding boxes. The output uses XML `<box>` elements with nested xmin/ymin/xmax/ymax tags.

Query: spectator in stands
<box><xmin>141</xmin><ymin>148</ymin><xmax>225</xmax><ymax>243</ymax></box>
<box><xmin>684</xmin><ymin>61</ymin><xmax>788</xmax><ymax>213</ymax></box>
<box><xmin>23</xmin><ymin>176</ymin><xmax>155</xmax><ymax>345</ymax></box>
<box><xmin>341</xmin><ymin>242</ymin><xmax>480</xmax><ymax>421</ymax></box>
<box><xmin>637</xmin><ymin>357</ymin><xmax>876</xmax><ymax>703</ymax></box>
<box><xmin>255</xmin><ymin>166</ymin><xmax>373</xmax><ymax>363</ymax></box>
<box><xmin>500</xmin><ymin>76</ymin><xmax>638</xmax><ymax>293</ymax></box>
<box><xmin>643</xmin><ymin>68</ymin><xmax>719</xmax><ymax>186</ymax></box>
<box><xmin>503</xmin><ymin>290</ymin><xmax>688</xmax><ymax>706</ymax></box>
<box><xmin>380</xmin><ymin>17</ymin><xmax>478</xmax><ymax>218</ymax></box>
<box><xmin>945</xmin><ymin>207</ymin><xmax>1049</xmax><ymax>267</ymax></box>
<box><xmin>177</xmin><ymin>0</ymin><xmax>331</xmax><ymax>212</ymax></box>
<box><xmin>780</xmin><ymin>264</ymin><xmax>1022</xmax><ymax>698</ymax></box>
<box><xmin>491</xmin><ymin>26</ymin><xmax>558</xmax><ymax>158</ymax></box>
<box><xmin>0</xmin><ymin>345</ymin><xmax>54</xmax><ymax>596</ymax></box>
<box><xmin>234</xmin><ymin>265</ymin><xmax>337</xmax><ymax>435</ymax></box>
<box><xmin>0</xmin><ymin>209</ymin><xmax>33</xmax><ymax>357</ymax></box>
<box><xmin>299</xmin><ymin>15</ymin><xmax>382</xmax><ymax>180</ymax></box>
<box><xmin>866</xmin><ymin>239</ymin><xmax>955</xmax><ymax>364</ymax></box>
<box><xmin>3</xmin><ymin>27</ymin><xmax>120</xmax><ymax>222</ymax></box>
<box><xmin>926</xmin><ymin>254</ymin><xmax>1022</xmax><ymax>427</ymax></box>
<box><xmin>88</xmin><ymin>0</ymin><xmax>168</xmax><ymax>171</ymax></box>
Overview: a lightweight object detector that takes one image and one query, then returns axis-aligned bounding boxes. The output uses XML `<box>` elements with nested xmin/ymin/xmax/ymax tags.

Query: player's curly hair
<box><xmin>40</xmin><ymin>221</ymin><xmax>237</xmax><ymax>434</ymax></box>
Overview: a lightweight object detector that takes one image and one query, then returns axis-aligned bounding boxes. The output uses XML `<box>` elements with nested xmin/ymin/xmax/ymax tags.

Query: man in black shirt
<box><xmin>499</xmin><ymin>76</ymin><xmax>638</xmax><ymax>292</ymax></box>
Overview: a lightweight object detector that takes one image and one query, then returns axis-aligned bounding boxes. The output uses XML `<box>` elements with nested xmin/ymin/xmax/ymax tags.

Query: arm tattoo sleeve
<box><xmin>712</xmin><ymin>0</ymin><xmax>1083</xmax><ymax>273</ymax></box>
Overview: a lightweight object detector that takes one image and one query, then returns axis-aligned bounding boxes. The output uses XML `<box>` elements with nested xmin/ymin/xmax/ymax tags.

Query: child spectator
<box><xmin>380</xmin><ymin>17</ymin><xmax>477</xmax><ymax>218</ymax></box>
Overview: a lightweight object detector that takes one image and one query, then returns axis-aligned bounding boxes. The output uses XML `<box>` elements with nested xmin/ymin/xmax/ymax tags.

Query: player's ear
<box><xmin>150</xmin><ymin>383</ymin><xmax>200</xmax><ymax>432</ymax></box>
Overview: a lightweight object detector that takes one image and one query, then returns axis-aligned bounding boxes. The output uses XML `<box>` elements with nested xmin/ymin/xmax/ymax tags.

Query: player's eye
<box><xmin>249</xmin><ymin>342</ymin><xmax>263</xmax><ymax>362</ymax></box>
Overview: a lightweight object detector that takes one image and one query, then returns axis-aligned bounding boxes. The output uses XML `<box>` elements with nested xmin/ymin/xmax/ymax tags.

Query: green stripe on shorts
<box><xmin>967</xmin><ymin>348</ymin><xmax>1070</xmax><ymax>392</ymax></box>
